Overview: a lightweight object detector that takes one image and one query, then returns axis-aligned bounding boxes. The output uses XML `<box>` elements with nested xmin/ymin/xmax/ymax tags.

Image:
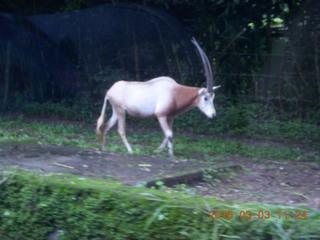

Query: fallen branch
<box><xmin>51</xmin><ymin>162</ymin><xmax>74</xmax><ymax>169</ymax></box>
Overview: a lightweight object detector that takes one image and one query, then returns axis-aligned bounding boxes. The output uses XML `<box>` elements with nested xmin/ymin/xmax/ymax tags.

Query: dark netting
<box><xmin>1</xmin><ymin>3</ymin><xmax>203</xmax><ymax>107</ymax></box>
<box><xmin>0</xmin><ymin>13</ymin><xmax>86</xmax><ymax>102</ymax></box>
<box><xmin>28</xmin><ymin>3</ymin><xmax>198</xmax><ymax>80</ymax></box>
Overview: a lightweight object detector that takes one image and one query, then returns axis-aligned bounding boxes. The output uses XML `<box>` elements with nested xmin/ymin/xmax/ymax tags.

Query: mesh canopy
<box><xmin>28</xmin><ymin>3</ymin><xmax>197</xmax><ymax>79</ymax></box>
<box><xmin>1</xmin><ymin>3</ymin><xmax>200</xmax><ymax>104</ymax></box>
<box><xmin>0</xmin><ymin>13</ymin><xmax>85</xmax><ymax>101</ymax></box>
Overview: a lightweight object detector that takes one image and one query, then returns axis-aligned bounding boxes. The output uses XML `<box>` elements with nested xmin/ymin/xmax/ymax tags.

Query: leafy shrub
<box><xmin>88</xmin><ymin>67</ymin><xmax>130</xmax><ymax>98</ymax></box>
<box><xmin>11</xmin><ymin>95</ymin><xmax>97</xmax><ymax>122</ymax></box>
<box><xmin>6</xmin><ymin>93</ymin><xmax>320</xmax><ymax>144</ymax></box>
<box><xmin>0</xmin><ymin>171</ymin><xmax>319</xmax><ymax>240</ymax></box>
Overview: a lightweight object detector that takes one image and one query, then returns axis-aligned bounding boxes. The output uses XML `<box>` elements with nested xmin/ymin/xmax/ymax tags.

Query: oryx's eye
<box><xmin>204</xmin><ymin>96</ymin><xmax>208</xmax><ymax>101</ymax></box>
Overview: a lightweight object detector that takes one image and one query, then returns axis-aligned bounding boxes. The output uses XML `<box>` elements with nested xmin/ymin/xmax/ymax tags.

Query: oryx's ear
<box><xmin>212</xmin><ymin>85</ymin><xmax>221</xmax><ymax>92</ymax></box>
<box><xmin>198</xmin><ymin>88</ymin><xmax>207</xmax><ymax>96</ymax></box>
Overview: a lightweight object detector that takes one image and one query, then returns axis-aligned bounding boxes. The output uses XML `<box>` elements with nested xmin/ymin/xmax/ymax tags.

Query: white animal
<box><xmin>96</xmin><ymin>38</ymin><xmax>220</xmax><ymax>156</ymax></box>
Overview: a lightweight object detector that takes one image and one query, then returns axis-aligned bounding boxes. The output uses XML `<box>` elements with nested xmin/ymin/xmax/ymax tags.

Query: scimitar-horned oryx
<box><xmin>96</xmin><ymin>38</ymin><xmax>220</xmax><ymax>156</ymax></box>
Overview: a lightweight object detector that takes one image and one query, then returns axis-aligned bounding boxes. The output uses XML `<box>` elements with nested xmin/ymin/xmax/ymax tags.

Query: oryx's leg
<box><xmin>156</xmin><ymin>117</ymin><xmax>174</xmax><ymax>157</ymax></box>
<box><xmin>155</xmin><ymin>118</ymin><xmax>173</xmax><ymax>152</ymax></box>
<box><xmin>115</xmin><ymin>108</ymin><xmax>133</xmax><ymax>153</ymax></box>
<box><xmin>101</xmin><ymin>108</ymin><xmax>118</xmax><ymax>150</ymax></box>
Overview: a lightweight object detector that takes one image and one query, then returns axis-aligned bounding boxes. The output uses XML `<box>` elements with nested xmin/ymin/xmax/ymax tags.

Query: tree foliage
<box><xmin>0</xmin><ymin>0</ymin><xmax>319</xmax><ymax>118</ymax></box>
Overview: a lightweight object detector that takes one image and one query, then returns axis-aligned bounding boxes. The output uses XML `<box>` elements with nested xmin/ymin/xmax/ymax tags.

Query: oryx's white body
<box><xmin>96</xmin><ymin>76</ymin><xmax>220</xmax><ymax>156</ymax></box>
<box><xmin>96</xmin><ymin>38</ymin><xmax>220</xmax><ymax>156</ymax></box>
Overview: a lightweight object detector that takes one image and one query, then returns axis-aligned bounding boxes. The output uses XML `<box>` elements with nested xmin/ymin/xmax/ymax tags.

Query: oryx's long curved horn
<box><xmin>191</xmin><ymin>37</ymin><xmax>213</xmax><ymax>93</ymax></box>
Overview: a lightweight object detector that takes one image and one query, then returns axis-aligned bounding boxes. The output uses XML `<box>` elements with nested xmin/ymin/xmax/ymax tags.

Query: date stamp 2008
<box><xmin>208</xmin><ymin>210</ymin><xmax>307</xmax><ymax>220</ymax></box>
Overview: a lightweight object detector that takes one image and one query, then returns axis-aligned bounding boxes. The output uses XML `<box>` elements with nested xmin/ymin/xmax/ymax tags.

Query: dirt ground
<box><xmin>0</xmin><ymin>141</ymin><xmax>319</xmax><ymax>209</ymax></box>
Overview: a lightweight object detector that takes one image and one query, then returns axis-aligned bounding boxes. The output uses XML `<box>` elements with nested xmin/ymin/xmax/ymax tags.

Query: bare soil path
<box><xmin>0</xmin><ymin>141</ymin><xmax>319</xmax><ymax>209</ymax></box>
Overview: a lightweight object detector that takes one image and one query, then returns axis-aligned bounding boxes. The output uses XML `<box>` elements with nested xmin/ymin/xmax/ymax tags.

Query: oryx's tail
<box><xmin>96</xmin><ymin>95</ymin><xmax>109</xmax><ymax>139</ymax></box>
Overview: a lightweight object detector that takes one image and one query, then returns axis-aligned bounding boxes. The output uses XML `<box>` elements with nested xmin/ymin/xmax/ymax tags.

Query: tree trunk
<box><xmin>2</xmin><ymin>41</ymin><xmax>11</xmax><ymax>112</ymax></box>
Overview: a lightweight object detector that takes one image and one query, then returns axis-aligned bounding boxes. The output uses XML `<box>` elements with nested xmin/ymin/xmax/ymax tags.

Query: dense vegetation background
<box><xmin>1</xmin><ymin>2</ymin><xmax>319</xmax><ymax>239</ymax></box>
<box><xmin>1</xmin><ymin>0</ymin><xmax>319</xmax><ymax>123</ymax></box>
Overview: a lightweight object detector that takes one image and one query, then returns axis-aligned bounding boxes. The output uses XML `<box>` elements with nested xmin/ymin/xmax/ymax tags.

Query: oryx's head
<box><xmin>192</xmin><ymin>37</ymin><xmax>221</xmax><ymax>118</ymax></box>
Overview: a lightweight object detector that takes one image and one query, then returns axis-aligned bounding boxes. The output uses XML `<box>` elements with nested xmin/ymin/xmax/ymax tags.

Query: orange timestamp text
<box><xmin>208</xmin><ymin>210</ymin><xmax>307</xmax><ymax>220</ymax></box>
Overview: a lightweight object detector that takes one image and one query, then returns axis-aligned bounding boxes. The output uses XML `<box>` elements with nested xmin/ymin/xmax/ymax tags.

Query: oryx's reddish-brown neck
<box><xmin>166</xmin><ymin>85</ymin><xmax>201</xmax><ymax>118</ymax></box>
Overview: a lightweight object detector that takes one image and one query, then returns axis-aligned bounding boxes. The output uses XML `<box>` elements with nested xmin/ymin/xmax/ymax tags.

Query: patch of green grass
<box><xmin>7</xmin><ymin>96</ymin><xmax>320</xmax><ymax>145</ymax></box>
<box><xmin>247</xmin><ymin>118</ymin><xmax>320</xmax><ymax>144</ymax></box>
<box><xmin>1</xmin><ymin>169</ymin><xmax>319</xmax><ymax>240</ymax></box>
<box><xmin>1</xmin><ymin>116</ymin><xmax>94</xmax><ymax>145</ymax></box>
<box><xmin>173</xmin><ymin>98</ymin><xmax>320</xmax><ymax>145</ymax></box>
<box><xmin>1</xmin><ymin>116</ymin><xmax>318</xmax><ymax>163</ymax></box>
<box><xmin>174</xmin><ymin>136</ymin><xmax>310</xmax><ymax>161</ymax></box>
